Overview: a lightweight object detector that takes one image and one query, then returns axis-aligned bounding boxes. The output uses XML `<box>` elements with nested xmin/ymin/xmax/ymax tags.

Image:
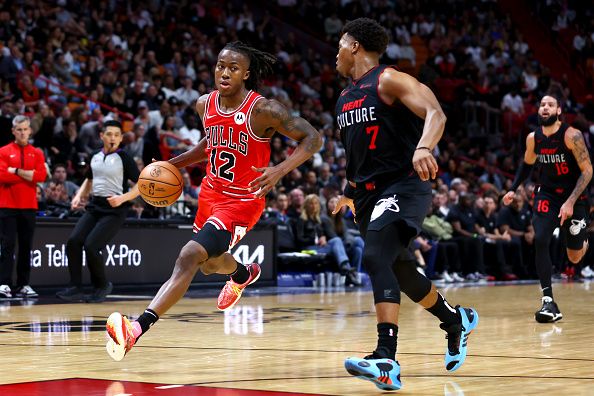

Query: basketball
<box><xmin>137</xmin><ymin>161</ymin><xmax>183</xmax><ymax>207</ymax></box>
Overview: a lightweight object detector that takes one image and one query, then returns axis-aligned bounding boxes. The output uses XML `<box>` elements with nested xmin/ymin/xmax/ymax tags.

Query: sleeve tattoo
<box><xmin>568</xmin><ymin>132</ymin><xmax>593</xmax><ymax>203</ymax></box>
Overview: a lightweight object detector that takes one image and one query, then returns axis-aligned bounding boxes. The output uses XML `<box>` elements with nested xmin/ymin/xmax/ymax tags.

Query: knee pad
<box><xmin>191</xmin><ymin>222</ymin><xmax>232</xmax><ymax>258</ymax></box>
<box><xmin>362</xmin><ymin>243</ymin><xmax>401</xmax><ymax>305</ymax></box>
<box><xmin>393</xmin><ymin>259</ymin><xmax>431</xmax><ymax>303</ymax></box>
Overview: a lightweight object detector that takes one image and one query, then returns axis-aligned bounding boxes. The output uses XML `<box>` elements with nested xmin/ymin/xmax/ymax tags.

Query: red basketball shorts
<box><xmin>193</xmin><ymin>184</ymin><xmax>265</xmax><ymax>248</ymax></box>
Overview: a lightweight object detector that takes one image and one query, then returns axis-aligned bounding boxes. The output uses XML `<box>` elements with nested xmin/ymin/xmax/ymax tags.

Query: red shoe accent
<box><xmin>217</xmin><ymin>263</ymin><xmax>261</xmax><ymax>311</ymax></box>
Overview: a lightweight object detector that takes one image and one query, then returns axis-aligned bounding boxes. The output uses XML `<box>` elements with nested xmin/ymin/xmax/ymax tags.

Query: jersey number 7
<box><xmin>366</xmin><ymin>125</ymin><xmax>379</xmax><ymax>150</ymax></box>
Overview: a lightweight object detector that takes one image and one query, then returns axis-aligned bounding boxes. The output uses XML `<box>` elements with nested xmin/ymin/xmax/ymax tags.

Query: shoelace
<box><xmin>226</xmin><ymin>281</ymin><xmax>243</xmax><ymax>297</ymax></box>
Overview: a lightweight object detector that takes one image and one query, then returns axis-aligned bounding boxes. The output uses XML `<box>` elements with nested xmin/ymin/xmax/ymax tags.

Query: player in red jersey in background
<box><xmin>106</xmin><ymin>42</ymin><xmax>322</xmax><ymax>361</ymax></box>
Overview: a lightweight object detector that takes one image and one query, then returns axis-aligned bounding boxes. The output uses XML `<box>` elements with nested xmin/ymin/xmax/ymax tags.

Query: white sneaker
<box><xmin>581</xmin><ymin>266</ymin><xmax>594</xmax><ymax>279</ymax></box>
<box><xmin>451</xmin><ymin>272</ymin><xmax>465</xmax><ymax>282</ymax></box>
<box><xmin>0</xmin><ymin>285</ymin><xmax>11</xmax><ymax>298</ymax></box>
<box><xmin>15</xmin><ymin>285</ymin><xmax>38</xmax><ymax>298</ymax></box>
<box><xmin>440</xmin><ymin>271</ymin><xmax>454</xmax><ymax>283</ymax></box>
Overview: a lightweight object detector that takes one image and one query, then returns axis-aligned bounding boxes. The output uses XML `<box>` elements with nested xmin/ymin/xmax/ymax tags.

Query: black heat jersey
<box><xmin>533</xmin><ymin>122</ymin><xmax>581</xmax><ymax>199</ymax></box>
<box><xmin>335</xmin><ymin>65</ymin><xmax>422</xmax><ymax>183</ymax></box>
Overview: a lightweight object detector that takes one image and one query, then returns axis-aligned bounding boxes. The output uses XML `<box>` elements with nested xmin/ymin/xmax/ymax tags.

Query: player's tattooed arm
<box><xmin>253</xmin><ymin>98</ymin><xmax>322</xmax><ymax>170</ymax></box>
<box><xmin>248</xmin><ymin>99</ymin><xmax>322</xmax><ymax>197</ymax></box>
<box><xmin>566</xmin><ymin>128</ymin><xmax>592</xmax><ymax>204</ymax></box>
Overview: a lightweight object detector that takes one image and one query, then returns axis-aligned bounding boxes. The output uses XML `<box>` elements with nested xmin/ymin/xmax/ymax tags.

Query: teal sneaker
<box><xmin>441</xmin><ymin>306</ymin><xmax>479</xmax><ymax>372</ymax></box>
<box><xmin>344</xmin><ymin>355</ymin><xmax>401</xmax><ymax>391</ymax></box>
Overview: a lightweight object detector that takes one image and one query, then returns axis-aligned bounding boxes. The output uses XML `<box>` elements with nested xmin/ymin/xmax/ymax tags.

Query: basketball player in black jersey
<box><xmin>332</xmin><ymin>18</ymin><xmax>478</xmax><ymax>391</ymax></box>
<box><xmin>503</xmin><ymin>94</ymin><xmax>592</xmax><ymax>323</ymax></box>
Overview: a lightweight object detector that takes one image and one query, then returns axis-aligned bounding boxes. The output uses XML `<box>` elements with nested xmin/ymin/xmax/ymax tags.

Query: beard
<box><xmin>538</xmin><ymin>113</ymin><xmax>558</xmax><ymax>126</ymax></box>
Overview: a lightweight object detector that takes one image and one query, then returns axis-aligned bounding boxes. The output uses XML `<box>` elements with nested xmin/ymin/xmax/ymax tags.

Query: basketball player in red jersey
<box><xmin>105</xmin><ymin>42</ymin><xmax>322</xmax><ymax>361</ymax></box>
<box><xmin>503</xmin><ymin>93</ymin><xmax>592</xmax><ymax>323</ymax></box>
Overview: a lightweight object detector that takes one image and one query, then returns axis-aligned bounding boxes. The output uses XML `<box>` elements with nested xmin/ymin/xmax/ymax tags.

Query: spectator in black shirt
<box><xmin>446</xmin><ymin>193</ymin><xmax>487</xmax><ymax>280</ymax></box>
<box><xmin>497</xmin><ymin>193</ymin><xmax>535</xmax><ymax>278</ymax></box>
<box><xmin>476</xmin><ymin>195</ymin><xmax>519</xmax><ymax>280</ymax></box>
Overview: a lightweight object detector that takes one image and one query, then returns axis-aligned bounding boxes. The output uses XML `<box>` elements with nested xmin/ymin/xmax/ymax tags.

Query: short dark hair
<box><xmin>103</xmin><ymin>120</ymin><xmax>123</xmax><ymax>131</ymax></box>
<box><xmin>342</xmin><ymin>18</ymin><xmax>389</xmax><ymax>55</ymax></box>
<box><xmin>223</xmin><ymin>41</ymin><xmax>276</xmax><ymax>91</ymax></box>
<box><xmin>542</xmin><ymin>92</ymin><xmax>562</xmax><ymax>108</ymax></box>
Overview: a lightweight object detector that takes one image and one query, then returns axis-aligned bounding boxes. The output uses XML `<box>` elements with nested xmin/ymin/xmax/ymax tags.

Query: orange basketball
<box><xmin>137</xmin><ymin>161</ymin><xmax>183</xmax><ymax>207</ymax></box>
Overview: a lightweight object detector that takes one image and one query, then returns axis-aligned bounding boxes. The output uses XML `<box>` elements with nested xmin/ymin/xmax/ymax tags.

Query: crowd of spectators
<box><xmin>0</xmin><ymin>0</ymin><xmax>593</xmax><ymax>282</ymax></box>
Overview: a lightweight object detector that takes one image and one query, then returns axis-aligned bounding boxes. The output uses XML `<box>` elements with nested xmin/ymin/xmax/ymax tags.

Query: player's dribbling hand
<box><xmin>248</xmin><ymin>165</ymin><xmax>283</xmax><ymax>198</ymax></box>
<box><xmin>502</xmin><ymin>191</ymin><xmax>515</xmax><ymax>206</ymax></box>
<box><xmin>332</xmin><ymin>195</ymin><xmax>356</xmax><ymax>219</ymax></box>
<box><xmin>558</xmin><ymin>201</ymin><xmax>574</xmax><ymax>226</ymax></box>
<box><xmin>412</xmin><ymin>149</ymin><xmax>438</xmax><ymax>181</ymax></box>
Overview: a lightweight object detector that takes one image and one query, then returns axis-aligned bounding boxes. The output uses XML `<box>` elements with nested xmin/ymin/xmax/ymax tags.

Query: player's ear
<box><xmin>243</xmin><ymin>69</ymin><xmax>250</xmax><ymax>82</ymax></box>
<box><xmin>352</xmin><ymin>41</ymin><xmax>359</xmax><ymax>54</ymax></box>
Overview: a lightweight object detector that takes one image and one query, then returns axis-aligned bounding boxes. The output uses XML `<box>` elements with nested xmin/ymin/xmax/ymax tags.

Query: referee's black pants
<box><xmin>66</xmin><ymin>207</ymin><xmax>126</xmax><ymax>289</ymax></box>
<box><xmin>0</xmin><ymin>209</ymin><xmax>36</xmax><ymax>288</ymax></box>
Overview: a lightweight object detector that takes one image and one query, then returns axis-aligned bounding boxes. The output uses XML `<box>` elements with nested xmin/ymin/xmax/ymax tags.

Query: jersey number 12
<box><xmin>210</xmin><ymin>148</ymin><xmax>236</xmax><ymax>182</ymax></box>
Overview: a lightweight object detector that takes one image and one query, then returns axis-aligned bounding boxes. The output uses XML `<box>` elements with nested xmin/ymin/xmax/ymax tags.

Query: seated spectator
<box><xmin>123</xmin><ymin>122</ymin><xmax>145</xmax><ymax>160</ymax></box>
<box><xmin>422</xmin><ymin>205</ymin><xmax>464</xmax><ymax>282</ymax></box>
<box><xmin>43</xmin><ymin>181</ymin><xmax>70</xmax><ymax>217</ymax></box>
<box><xmin>476</xmin><ymin>195</ymin><xmax>519</xmax><ymax>280</ymax></box>
<box><xmin>286</xmin><ymin>187</ymin><xmax>304</xmax><ymax>219</ymax></box>
<box><xmin>51</xmin><ymin>119</ymin><xmax>84</xmax><ymax>167</ymax></box>
<box><xmin>497</xmin><ymin>192</ymin><xmax>535</xmax><ymax>278</ymax></box>
<box><xmin>326</xmin><ymin>195</ymin><xmax>364</xmax><ymax>273</ymax></box>
<box><xmin>446</xmin><ymin>192</ymin><xmax>489</xmax><ymax>280</ymax></box>
<box><xmin>161</xmin><ymin>115</ymin><xmax>190</xmax><ymax>158</ymax></box>
<box><xmin>293</xmin><ymin>194</ymin><xmax>360</xmax><ymax>286</ymax></box>
<box><xmin>46</xmin><ymin>163</ymin><xmax>79</xmax><ymax>199</ymax></box>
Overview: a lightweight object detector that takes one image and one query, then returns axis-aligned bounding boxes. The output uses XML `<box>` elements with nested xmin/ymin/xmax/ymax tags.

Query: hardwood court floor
<box><xmin>0</xmin><ymin>281</ymin><xmax>592</xmax><ymax>395</ymax></box>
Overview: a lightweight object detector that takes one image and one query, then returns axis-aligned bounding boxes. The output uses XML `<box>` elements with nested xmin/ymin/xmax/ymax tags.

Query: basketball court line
<box><xmin>0</xmin><ymin>342</ymin><xmax>591</xmax><ymax>363</ymax></box>
<box><xmin>0</xmin><ymin>378</ymin><xmax>322</xmax><ymax>395</ymax></box>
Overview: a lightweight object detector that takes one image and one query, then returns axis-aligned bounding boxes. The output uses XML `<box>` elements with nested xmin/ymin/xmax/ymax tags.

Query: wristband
<box><xmin>415</xmin><ymin>146</ymin><xmax>432</xmax><ymax>152</ymax></box>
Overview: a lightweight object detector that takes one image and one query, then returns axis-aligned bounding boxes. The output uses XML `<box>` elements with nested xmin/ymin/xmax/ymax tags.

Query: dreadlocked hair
<box><xmin>223</xmin><ymin>41</ymin><xmax>276</xmax><ymax>90</ymax></box>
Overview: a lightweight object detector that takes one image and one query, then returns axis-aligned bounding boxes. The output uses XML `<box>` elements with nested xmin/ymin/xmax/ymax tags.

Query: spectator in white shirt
<box><xmin>175</xmin><ymin>77</ymin><xmax>200</xmax><ymax>106</ymax></box>
<box><xmin>501</xmin><ymin>88</ymin><xmax>524</xmax><ymax>115</ymax></box>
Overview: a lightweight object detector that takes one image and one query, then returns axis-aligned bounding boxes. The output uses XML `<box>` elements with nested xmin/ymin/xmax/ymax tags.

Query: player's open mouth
<box><xmin>220</xmin><ymin>81</ymin><xmax>230</xmax><ymax>87</ymax></box>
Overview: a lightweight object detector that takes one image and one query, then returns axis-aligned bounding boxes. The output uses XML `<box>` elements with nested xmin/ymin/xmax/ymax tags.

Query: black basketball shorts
<box><xmin>533</xmin><ymin>191</ymin><xmax>590</xmax><ymax>250</ymax></box>
<box><xmin>354</xmin><ymin>174</ymin><xmax>432</xmax><ymax>245</ymax></box>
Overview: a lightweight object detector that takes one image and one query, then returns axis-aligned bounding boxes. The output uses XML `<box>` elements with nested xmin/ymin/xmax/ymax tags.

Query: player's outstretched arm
<box><xmin>248</xmin><ymin>99</ymin><xmax>322</xmax><ymax>197</ymax></box>
<box><xmin>379</xmin><ymin>69</ymin><xmax>445</xmax><ymax>181</ymax></box>
<box><xmin>503</xmin><ymin>133</ymin><xmax>537</xmax><ymax>206</ymax></box>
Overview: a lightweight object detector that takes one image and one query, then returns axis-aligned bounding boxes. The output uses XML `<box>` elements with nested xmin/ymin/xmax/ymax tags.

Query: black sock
<box><xmin>374</xmin><ymin>322</ymin><xmax>398</xmax><ymax>360</ymax></box>
<box><xmin>137</xmin><ymin>309</ymin><xmax>159</xmax><ymax>336</ymax></box>
<box><xmin>230</xmin><ymin>262</ymin><xmax>249</xmax><ymax>284</ymax></box>
<box><xmin>426</xmin><ymin>292</ymin><xmax>460</xmax><ymax>326</ymax></box>
<box><xmin>542</xmin><ymin>286</ymin><xmax>553</xmax><ymax>299</ymax></box>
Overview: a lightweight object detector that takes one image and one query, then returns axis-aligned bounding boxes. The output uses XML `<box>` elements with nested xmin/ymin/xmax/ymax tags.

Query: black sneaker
<box><xmin>345</xmin><ymin>269</ymin><xmax>362</xmax><ymax>287</ymax></box>
<box><xmin>86</xmin><ymin>282</ymin><xmax>113</xmax><ymax>303</ymax></box>
<box><xmin>535</xmin><ymin>296</ymin><xmax>563</xmax><ymax>323</ymax></box>
<box><xmin>56</xmin><ymin>286</ymin><xmax>85</xmax><ymax>302</ymax></box>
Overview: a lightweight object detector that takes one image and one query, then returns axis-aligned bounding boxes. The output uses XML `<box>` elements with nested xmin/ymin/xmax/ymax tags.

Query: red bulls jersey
<box><xmin>203</xmin><ymin>90</ymin><xmax>271</xmax><ymax>198</ymax></box>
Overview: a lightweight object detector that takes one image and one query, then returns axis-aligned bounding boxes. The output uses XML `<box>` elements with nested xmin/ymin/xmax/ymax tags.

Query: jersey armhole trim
<box><xmin>246</xmin><ymin>96</ymin><xmax>270</xmax><ymax>142</ymax></box>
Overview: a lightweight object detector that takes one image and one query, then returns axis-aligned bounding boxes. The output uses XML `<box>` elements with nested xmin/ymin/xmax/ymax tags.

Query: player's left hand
<box><xmin>107</xmin><ymin>195</ymin><xmax>124</xmax><ymax>207</ymax></box>
<box><xmin>412</xmin><ymin>148</ymin><xmax>438</xmax><ymax>181</ymax></box>
<box><xmin>248</xmin><ymin>166</ymin><xmax>283</xmax><ymax>198</ymax></box>
<box><xmin>558</xmin><ymin>201</ymin><xmax>574</xmax><ymax>226</ymax></box>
